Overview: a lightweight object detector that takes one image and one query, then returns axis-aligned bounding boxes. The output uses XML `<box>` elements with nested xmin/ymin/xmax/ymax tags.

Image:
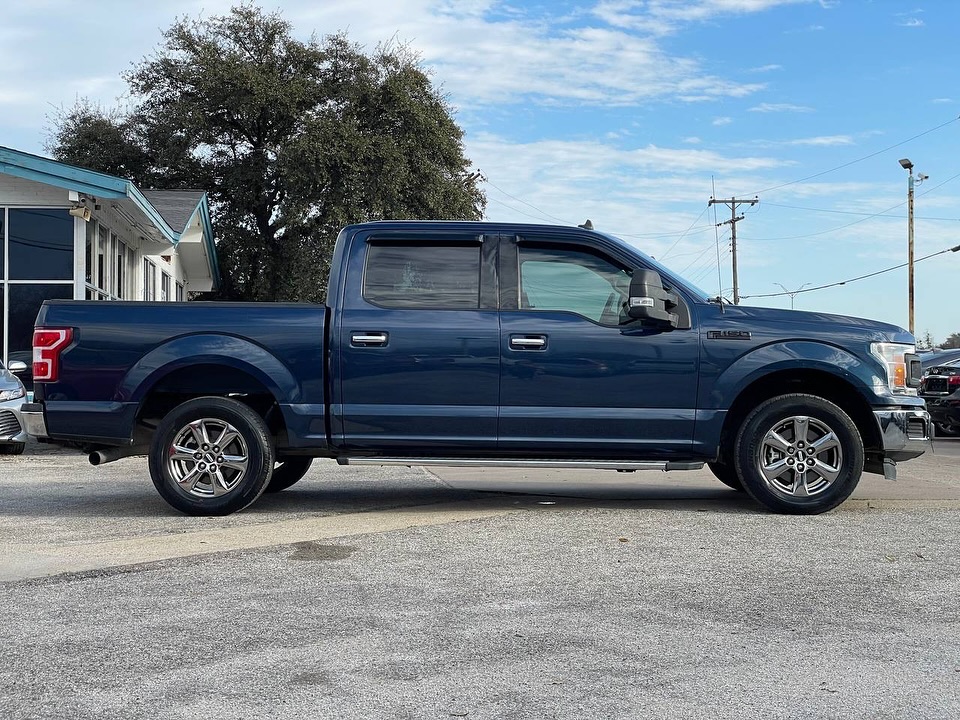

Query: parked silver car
<box><xmin>0</xmin><ymin>359</ymin><xmax>29</xmax><ymax>455</ymax></box>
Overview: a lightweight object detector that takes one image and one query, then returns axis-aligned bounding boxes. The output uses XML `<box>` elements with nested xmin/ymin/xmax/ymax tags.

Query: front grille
<box><xmin>0</xmin><ymin>409</ymin><xmax>22</xmax><ymax>438</ymax></box>
<box><xmin>924</xmin><ymin>377</ymin><xmax>949</xmax><ymax>394</ymax></box>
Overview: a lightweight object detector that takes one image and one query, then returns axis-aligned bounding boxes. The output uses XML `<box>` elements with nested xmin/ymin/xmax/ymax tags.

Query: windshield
<box><xmin>597</xmin><ymin>231</ymin><xmax>714</xmax><ymax>302</ymax></box>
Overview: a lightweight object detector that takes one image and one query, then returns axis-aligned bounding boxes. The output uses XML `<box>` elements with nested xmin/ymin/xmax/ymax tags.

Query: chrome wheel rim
<box><xmin>756</xmin><ymin>415</ymin><xmax>843</xmax><ymax>498</ymax></box>
<box><xmin>167</xmin><ymin>418</ymin><xmax>249</xmax><ymax>498</ymax></box>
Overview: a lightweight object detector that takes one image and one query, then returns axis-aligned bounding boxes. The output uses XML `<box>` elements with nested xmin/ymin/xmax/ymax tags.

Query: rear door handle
<box><xmin>351</xmin><ymin>332</ymin><xmax>389</xmax><ymax>347</ymax></box>
<box><xmin>509</xmin><ymin>334</ymin><xmax>547</xmax><ymax>350</ymax></box>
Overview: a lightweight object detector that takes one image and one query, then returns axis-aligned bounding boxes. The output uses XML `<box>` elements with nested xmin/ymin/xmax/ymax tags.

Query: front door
<box><xmin>498</xmin><ymin>236</ymin><xmax>699</xmax><ymax>458</ymax></box>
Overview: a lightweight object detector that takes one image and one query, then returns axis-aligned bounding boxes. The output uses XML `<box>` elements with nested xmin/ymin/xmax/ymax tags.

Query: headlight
<box><xmin>870</xmin><ymin>342</ymin><xmax>915</xmax><ymax>395</ymax></box>
<box><xmin>0</xmin><ymin>386</ymin><xmax>26</xmax><ymax>402</ymax></box>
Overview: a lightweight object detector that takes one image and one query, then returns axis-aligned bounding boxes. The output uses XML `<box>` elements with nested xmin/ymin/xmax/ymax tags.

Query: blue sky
<box><xmin>3</xmin><ymin>0</ymin><xmax>958</xmax><ymax>344</ymax></box>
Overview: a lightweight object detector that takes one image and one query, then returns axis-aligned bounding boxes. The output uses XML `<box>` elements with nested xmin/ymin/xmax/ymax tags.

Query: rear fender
<box><xmin>118</xmin><ymin>334</ymin><xmax>300</xmax><ymax>405</ymax></box>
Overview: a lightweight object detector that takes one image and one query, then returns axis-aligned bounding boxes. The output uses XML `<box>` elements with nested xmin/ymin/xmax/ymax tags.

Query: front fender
<box><xmin>702</xmin><ymin>340</ymin><xmax>884</xmax><ymax>410</ymax></box>
<box><xmin>117</xmin><ymin>334</ymin><xmax>301</xmax><ymax>404</ymax></box>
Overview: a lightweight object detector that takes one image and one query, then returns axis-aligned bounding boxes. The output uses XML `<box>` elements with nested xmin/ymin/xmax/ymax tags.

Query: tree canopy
<box><xmin>48</xmin><ymin>4</ymin><xmax>485</xmax><ymax>301</ymax></box>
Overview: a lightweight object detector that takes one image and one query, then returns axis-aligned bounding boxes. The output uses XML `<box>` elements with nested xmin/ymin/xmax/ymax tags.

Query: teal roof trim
<box><xmin>180</xmin><ymin>193</ymin><xmax>221</xmax><ymax>291</ymax></box>
<box><xmin>0</xmin><ymin>146</ymin><xmax>128</xmax><ymax>198</ymax></box>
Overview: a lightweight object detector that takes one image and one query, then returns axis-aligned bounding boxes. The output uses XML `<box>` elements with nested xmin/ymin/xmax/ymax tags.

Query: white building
<box><xmin>0</xmin><ymin>146</ymin><xmax>220</xmax><ymax>371</ymax></box>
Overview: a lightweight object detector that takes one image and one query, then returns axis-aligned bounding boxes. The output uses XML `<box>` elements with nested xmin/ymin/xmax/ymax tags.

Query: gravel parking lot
<box><xmin>1</xmin><ymin>439</ymin><xmax>958</xmax><ymax>719</ymax></box>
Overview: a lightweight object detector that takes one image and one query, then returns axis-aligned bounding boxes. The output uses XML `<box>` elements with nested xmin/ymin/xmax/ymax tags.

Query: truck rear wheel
<box><xmin>265</xmin><ymin>457</ymin><xmax>314</xmax><ymax>493</ymax></box>
<box><xmin>148</xmin><ymin>396</ymin><xmax>275</xmax><ymax>516</ymax></box>
<box><xmin>733</xmin><ymin>393</ymin><xmax>863</xmax><ymax>515</ymax></box>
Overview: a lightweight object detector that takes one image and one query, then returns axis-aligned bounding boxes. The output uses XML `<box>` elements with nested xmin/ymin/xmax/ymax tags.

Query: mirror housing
<box><xmin>627</xmin><ymin>269</ymin><xmax>679</xmax><ymax>329</ymax></box>
<box><xmin>8</xmin><ymin>360</ymin><xmax>27</xmax><ymax>374</ymax></box>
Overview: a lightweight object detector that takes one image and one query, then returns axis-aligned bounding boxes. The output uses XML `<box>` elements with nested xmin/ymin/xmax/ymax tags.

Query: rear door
<box><xmin>498</xmin><ymin>234</ymin><xmax>699</xmax><ymax>458</ymax></box>
<box><xmin>335</xmin><ymin>231</ymin><xmax>500</xmax><ymax>452</ymax></box>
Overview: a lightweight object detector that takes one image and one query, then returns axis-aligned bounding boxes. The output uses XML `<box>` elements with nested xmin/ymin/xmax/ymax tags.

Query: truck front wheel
<box><xmin>148</xmin><ymin>396</ymin><xmax>275</xmax><ymax>516</ymax></box>
<box><xmin>734</xmin><ymin>394</ymin><xmax>864</xmax><ymax>514</ymax></box>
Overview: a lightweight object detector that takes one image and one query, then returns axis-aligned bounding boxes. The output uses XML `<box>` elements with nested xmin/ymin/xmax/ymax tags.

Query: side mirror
<box><xmin>627</xmin><ymin>269</ymin><xmax>679</xmax><ymax>329</ymax></box>
<box><xmin>8</xmin><ymin>360</ymin><xmax>28</xmax><ymax>374</ymax></box>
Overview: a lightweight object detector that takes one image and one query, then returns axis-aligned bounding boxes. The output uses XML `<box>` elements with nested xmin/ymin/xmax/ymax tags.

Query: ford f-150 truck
<box><xmin>21</xmin><ymin>221</ymin><xmax>931</xmax><ymax>516</ymax></box>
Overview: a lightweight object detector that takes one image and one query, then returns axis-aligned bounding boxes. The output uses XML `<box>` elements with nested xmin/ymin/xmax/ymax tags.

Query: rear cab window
<box><xmin>363</xmin><ymin>242</ymin><xmax>481</xmax><ymax>309</ymax></box>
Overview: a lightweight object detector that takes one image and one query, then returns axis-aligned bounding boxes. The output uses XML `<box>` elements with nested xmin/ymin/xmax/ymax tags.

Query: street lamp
<box><xmin>899</xmin><ymin>158</ymin><xmax>927</xmax><ymax>335</ymax></box>
<box><xmin>775</xmin><ymin>282</ymin><xmax>811</xmax><ymax>310</ymax></box>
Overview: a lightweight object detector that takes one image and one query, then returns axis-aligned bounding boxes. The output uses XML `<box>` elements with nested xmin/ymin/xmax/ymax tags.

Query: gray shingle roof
<box><xmin>141</xmin><ymin>190</ymin><xmax>206</xmax><ymax>234</ymax></box>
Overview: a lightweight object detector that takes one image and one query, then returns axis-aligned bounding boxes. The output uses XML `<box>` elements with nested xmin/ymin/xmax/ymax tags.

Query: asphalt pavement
<box><xmin>1</xmin><ymin>439</ymin><xmax>958</xmax><ymax>719</ymax></box>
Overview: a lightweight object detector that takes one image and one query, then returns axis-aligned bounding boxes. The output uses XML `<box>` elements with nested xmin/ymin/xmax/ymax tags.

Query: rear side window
<box><xmin>364</xmin><ymin>242</ymin><xmax>480</xmax><ymax>309</ymax></box>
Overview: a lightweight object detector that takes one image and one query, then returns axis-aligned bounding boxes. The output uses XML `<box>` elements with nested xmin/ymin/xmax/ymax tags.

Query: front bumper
<box><xmin>0</xmin><ymin>400</ymin><xmax>28</xmax><ymax>444</ymax></box>
<box><xmin>19</xmin><ymin>402</ymin><xmax>48</xmax><ymax>440</ymax></box>
<box><xmin>873</xmin><ymin>407</ymin><xmax>931</xmax><ymax>461</ymax></box>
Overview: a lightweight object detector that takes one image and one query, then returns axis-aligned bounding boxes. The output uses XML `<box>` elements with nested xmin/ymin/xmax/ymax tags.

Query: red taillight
<box><xmin>950</xmin><ymin>376</ymin><xmax>960</xmax><ymax>387</ymax></box>
<box><xmin>33</xmin><ymin>328</ymin><xmax>73</xmax><ymax>382</ymax></box>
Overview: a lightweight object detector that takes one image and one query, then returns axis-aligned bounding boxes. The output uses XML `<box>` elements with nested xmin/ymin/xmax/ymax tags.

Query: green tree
<box><xmin>941</xmin><ymin>333</ymin><xmax>960</xmax><ymax>349</ymax></box>
<box><xmin>47</xmin><ymin>4</ymin><xmax>484</xmax><ymax>301</ymax></box>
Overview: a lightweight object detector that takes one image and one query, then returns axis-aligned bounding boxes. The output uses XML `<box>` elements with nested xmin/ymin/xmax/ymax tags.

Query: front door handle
<box><xmin>351</xmin><ymin>332</ymin><xmax>389</xmax><ymax>347</ymax></box>
<box><xmin>509</xmin><ymin>335</ymin><xmax>547</xmax><ymax>350</ymax></box>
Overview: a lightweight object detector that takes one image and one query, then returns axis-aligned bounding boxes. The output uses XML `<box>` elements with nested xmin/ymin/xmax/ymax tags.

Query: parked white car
<box><xmin>0</xmin><ymin>359</ymin><xmax>28</xmax><ymax>455</ymax></box>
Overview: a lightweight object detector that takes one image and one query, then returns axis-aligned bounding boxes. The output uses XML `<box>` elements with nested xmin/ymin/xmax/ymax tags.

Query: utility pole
<box><xmin>709</xmin><ymin>196</ymin><xmax>758</xmax><ymax>304</ymax></box>
<box><xmin>899</xmin><ymin>158</ymin><xmax>927</xmax><ymax>335</ymax></box>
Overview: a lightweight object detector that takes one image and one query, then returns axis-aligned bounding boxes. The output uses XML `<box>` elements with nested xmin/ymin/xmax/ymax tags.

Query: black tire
<box><xmin>265</xmin><ymin>457</ymin><xmax>314</xmax><ymax>493</ymax></box>
<box><xmin>934</xmin><ymin>422</ymin><xmax>960</xmax><ymax>438</ymax></box>
<box><xmin>0</xmin><ymin>442</ymin><xmax>25</xmax><ymax>455</ymax></box>
<box><xmin>148</xmin><ymin>396</ymin><xmax>275</xmax><ymax>516</ymax></box>
<box><xmin>734</xmin><ymin>393</ymin><xmax>864</xmax><ymax>515</ymax></box>
<box><xmin>707</xmin><ymin>461</ymin><xmax>744</xmax><ymax>491</ymax></box>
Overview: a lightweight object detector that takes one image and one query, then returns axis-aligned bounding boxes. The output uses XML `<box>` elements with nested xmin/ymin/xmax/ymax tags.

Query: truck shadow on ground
<box><xmin>0</xmin><ymin>478</ymin><xmax>760</xmax><ymax>519</ymax></box>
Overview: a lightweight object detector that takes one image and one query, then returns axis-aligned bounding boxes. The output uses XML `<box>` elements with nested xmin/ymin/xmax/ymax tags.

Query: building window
<box><xmin>143</xmin><ymin>259</ymin><xmax>156</xmax><ymax>301</ymax></box>
<box><xmin>7</xmin><ymin>209</ymin><xmax>73</xmax><ymax>280</ymax></box>
<box><xmin>363</xmin><ymin>242</ymin><xmax>481</xmax><ymax>309</ymax></box>
<box><xmin>1</xmin><ymin>208</ymin><xmax>74</xmax><ymax>362</ymax></box>
<box><xmin>161</xmin><ymin>272</ymin><xmax>171</xmax><ymax>302</ymax></box>
<box><xmin>176</xmin><ymin>282</ymin><xmax>184</xmax><ymax>301</ymax></box>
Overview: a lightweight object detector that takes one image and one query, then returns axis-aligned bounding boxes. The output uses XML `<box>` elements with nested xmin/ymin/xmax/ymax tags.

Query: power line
<box><xmin>748</xmin><ymin>115</ymin><xmax>960</xmax><ymax>196</ymax></box>
<box><xmin>762</xmin><ymin>201</ymin><xmax>960</xmax><ymax>221</ymax></box>
<box><xmin>740</xmin><ymin>243</ymin><xmax>960</xmax><ymax>300</ymax></box>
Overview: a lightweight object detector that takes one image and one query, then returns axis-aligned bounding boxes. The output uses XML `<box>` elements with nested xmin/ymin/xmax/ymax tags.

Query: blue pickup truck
<box><xmin>22</xmin><ymin>221</ymin><xmax>931</xmax><ymax>515</ymax></box>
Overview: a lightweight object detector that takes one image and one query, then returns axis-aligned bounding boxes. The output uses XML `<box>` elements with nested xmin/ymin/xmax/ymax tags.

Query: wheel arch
<box><xmin>717</xmin><ymin>368</ymin><xmax>881</xmax><ymax>462</ymax></box>
<box><xmin>119</xmin><ymin>334</ymin><xmax>299</xmax><ymax>441</ymax></box>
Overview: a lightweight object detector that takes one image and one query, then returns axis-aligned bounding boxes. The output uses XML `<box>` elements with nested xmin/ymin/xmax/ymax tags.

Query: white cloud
<box><xmin>749</xmin><ymin>64</ymin><xmax>783</xmax><ymax>72</ymax></box>
<box><xmin>713</xmin><ymin>116</ymin><xmax>733</xmax><ymax>125</ymax></box>
<box><xmin>683</xmin><ymin>136</ymin><xmax>702</xmax><ymax>144</ymax></box>
<box><xmin>899</xmin><ymin>18</ymin><xmax>924</xmax><ymax>27</ymax></box>
<box><xmin>749</xmin><ymin>102</ymin><xmax>814</xmax><ymax>113</ymax></box>
<box><xmin>788</xmin><ymin>135</ymin><xmax>854</xmax><ymax>146</ymax></box>
<box><xmin>932</xmin><ymin>98</ymin><xmax>954</xmax><ymax>104</ymax></box>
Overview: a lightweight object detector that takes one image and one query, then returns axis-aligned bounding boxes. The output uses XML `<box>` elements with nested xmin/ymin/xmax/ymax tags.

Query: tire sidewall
<box><xmin>149</xmin><ymin>396</ymin><xmax>274</xmax><ymax>516</ymax></box>
<box><xmin>734</xmin><ymin>394</ymin><xmax>864</xmax><ymax>514</ymax></box>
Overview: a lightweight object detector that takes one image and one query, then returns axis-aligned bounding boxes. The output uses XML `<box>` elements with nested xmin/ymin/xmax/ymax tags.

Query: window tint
<box><xmin>364</xmin><ymin>242</ymin><xmax>480</xmax><ymax>309</ymax></box>
<box><xmin>519</xmin><ymin>245</ymin><xmax>632</xmax><ymax>325</ymax></box>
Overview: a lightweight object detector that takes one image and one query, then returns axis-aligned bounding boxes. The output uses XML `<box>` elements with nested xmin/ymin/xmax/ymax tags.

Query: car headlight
<box><xmin>870</xmin><ymin>342</ymin><xmax>916</xmax><ymax>395</ymax></box>
<box><xmin>0</xmin><ymin>386</ymin><xmax>26</xmax><ymax>402</ymax></box>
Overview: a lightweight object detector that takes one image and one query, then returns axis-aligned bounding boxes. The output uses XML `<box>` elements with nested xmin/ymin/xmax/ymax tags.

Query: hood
<box><xmin>722</xmin><ymin>305</ymin><xmax>914</xmax><ymax>344</ymax></box>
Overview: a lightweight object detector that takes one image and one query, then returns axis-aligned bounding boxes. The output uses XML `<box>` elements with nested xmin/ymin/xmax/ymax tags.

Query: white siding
<box><xmin>0</xmin><ymin>175</ymin><xmax>70</xmax><ymax>206</ymax></box>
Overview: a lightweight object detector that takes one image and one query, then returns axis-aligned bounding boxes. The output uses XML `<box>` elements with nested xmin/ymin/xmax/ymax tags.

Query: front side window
<box><xmin>518</xmin><ymin>244</ymin><xmax>632</xmax><ymax>325</ymax></box>
<box><xmin>364</xmin><ymin>242</ymin><xmax>480</xmax><ymax>309</ymax></box>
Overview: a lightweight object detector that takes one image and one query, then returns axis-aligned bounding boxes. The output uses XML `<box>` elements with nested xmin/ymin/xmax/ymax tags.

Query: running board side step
<box><xmin>338</xmin><ymin>458</ymin><xmax>705</xmax><ymax>471</ymax></box>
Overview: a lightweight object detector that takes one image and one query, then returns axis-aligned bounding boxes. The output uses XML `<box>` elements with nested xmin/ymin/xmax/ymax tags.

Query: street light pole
<box><xmin>774</xmin><ymin>282</ymin><xmax>811</xmax><ymax>310</ymax></box>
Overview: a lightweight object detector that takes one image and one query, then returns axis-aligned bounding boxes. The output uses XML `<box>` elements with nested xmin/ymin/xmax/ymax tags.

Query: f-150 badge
<box><xmin>707</xmin><ymin>330</ymin><xmax>752</xmax><ymax>340</ymax></box>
